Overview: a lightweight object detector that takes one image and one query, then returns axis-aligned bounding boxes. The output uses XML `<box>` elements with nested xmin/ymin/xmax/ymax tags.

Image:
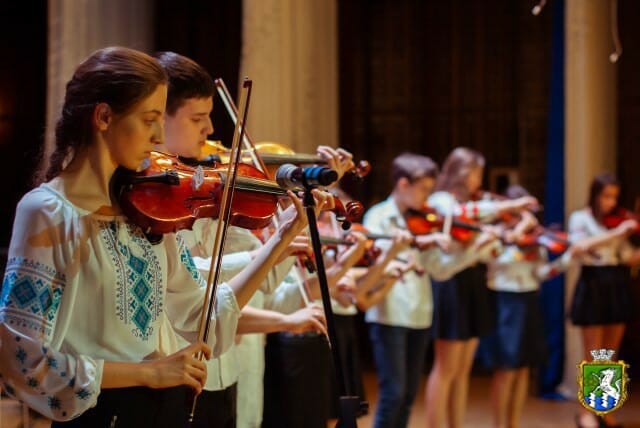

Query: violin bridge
<box><xmin>192</xmin><ymin>165</ymin><xmax>205</xmax><ymax>191</ymax></box>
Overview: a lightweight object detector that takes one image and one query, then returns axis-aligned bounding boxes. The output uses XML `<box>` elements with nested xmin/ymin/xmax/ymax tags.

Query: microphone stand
<box><xmin>302</xmin><ymin>186</ymin><xmax>366</xmax><ymax>428</ymax></box>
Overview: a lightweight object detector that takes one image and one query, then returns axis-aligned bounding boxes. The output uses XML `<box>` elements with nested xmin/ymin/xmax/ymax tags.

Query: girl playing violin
<box><xmin>486</xmin><ymin>185</ymin><xmax>585</xmax><ymax>428</ymax></box>
<box><xmin>315</xmin><ymin>199</ymin><xmax>418</xmax><ymax>423</ymax></box>
<box><xmin>569</xmin><ymin>173</ymin><xmax>640</xmax><ymax>428</ymax></box>
<box><xmin>424</xmin><ymin>147</ymin><xmax>537</xmax><ymax>428</ymax></box>
<box><xmin>0</xmin><ymin>47</ymin><xmax>311</xmax><ymax>428</ymax></box>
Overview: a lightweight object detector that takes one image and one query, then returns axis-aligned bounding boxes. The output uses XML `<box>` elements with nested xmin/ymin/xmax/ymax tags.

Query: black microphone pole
<box><xmin>301</xmin><ymin>187</ymin><xmax>363</xmax><ymax>428</ymax></box>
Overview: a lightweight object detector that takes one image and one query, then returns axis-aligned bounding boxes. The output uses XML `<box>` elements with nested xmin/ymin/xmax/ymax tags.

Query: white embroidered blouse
<box><xmin>568</xmin><ymin>208</ymin><xmax>633</xmax><ymax>266</ymax></box>
<box><xmin>0</xmin><ymin>183</ymin><xmax>240</xmax><ymax>420</ymax></box>
<box><xmin>487</xmin><ymin>245</ymin><xmax>573</xmax><ymax>292</ymax></box>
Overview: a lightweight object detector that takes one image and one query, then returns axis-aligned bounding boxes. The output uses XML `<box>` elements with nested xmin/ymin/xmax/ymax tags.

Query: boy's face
<box><xmin>163</xmin><ymin>96</ymin><xmax>214</xmax><ymax>158</ymax></box>
<box><xmin>399</xmin><ymin>176</ymin><xmax>435</xmax><ymax>210</ymax></box>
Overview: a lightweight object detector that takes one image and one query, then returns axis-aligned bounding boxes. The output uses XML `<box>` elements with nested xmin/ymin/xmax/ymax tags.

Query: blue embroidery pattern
<box><xmin>48</xmin><ymin>395</ymin><xmax>61</xmax><ymax>410</ymax></box>
<box><xmin>46</xmin><ymin>356</ymin><xmax>58</xmax><ymax>369</ymax></box>
<box><xmin>75</xmin><ymin>388</ymin><xmax>91</xmax><ymax>400</ymax></box>
<box><xmin>15</xmin><ymin>347</ymin><xmax>27</xmax><ymax>364</ymax></box>
<box><xmin>101</xmin><ymin>221</ymin><xmax>162</xmax><ymax>340</ymax></box>
<box><xmin>0</xmin><ymin>257</ymin><xmax>65</xmax><ymax>337</ymax></box>
<box><xmin>177</xmin><ymin>234</ymin><xmax>204</xmax><ymax>286</ymax></box>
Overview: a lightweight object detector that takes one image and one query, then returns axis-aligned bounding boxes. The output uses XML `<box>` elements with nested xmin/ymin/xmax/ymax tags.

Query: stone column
<box><xmin>240</xmin><ymin>0</ymin><xmax>338</xmax><ymax>153</ymax></box>
<box><xmin>560</xmin><ymin>0</ymin><xmax>617</xmax><ymax>398</ymax></box>
<box><xmin>46</xmin><ymin>0</ymin><xmax>154</xmax><ymax>157</ymax></box>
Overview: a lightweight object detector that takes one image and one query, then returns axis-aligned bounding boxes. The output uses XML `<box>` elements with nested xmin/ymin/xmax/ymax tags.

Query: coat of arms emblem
<box><xmin>577</xmin><ymin>349</ymin><xmax>630</xmax><ymax>415</ymax></box>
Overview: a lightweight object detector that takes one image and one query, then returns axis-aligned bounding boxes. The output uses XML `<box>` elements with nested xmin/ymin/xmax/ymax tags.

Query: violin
<box><xmin>602</xmin><ymin>207</ymin><xmax>640</xmax><ymax>234</ymax></box>
<box><xmin>405</xmin><ymin>206</ymin><xmax>571</xmax><ymax>254</ymax></box>
<box><xmin>111</xmin><ymin>151</ymin><xmax>364</xmax><ymax>235</ymax></box>
<box><xmin>345</xmin><ymin>224</ymin><xmax>425</xmax><ymax>275</ymax></box>
<box><xmin>510</xmin><ymin>226</ymin><xmax>571</xmax><ymax>254</ymax></box>
<box><xmin>201</xmin><ymin>140</ymin><xmax>371</xmax><ymax>179</ymax></box>
<box><xmin>404</xmin><ymin>206</ymin><xmax>482</xmax><ymax>243</ymax></box>
<box><xmin>319</xmin><ymin>235</ymin><xmax>382</xmax><ymax>268</ymax></box>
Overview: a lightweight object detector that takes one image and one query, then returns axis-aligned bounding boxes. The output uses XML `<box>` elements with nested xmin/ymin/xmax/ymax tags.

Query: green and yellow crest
<box><xmin>577</xmin><ymin>349</ymin><xmax>630</xmax><ymax>416</ymax></box>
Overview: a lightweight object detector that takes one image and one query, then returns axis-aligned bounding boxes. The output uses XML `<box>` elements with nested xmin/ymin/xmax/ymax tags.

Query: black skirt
<box><xmin>430</xmin><ymin>265</ymin><xmax>496</xmax><ymax>340</ymax></box>
<box><xmin>51</xmin><ymin>385</ymin><xmax>191</xmax><ymax>428</ymax></box>
<box><xmin>570</xmin><ymin>265</ymin><xmax>632</xmax><ymax>326</ymax></box>
<box><xmin>489</xmin><ymin>291</ymin><xmax>547</xmax><ymax>369</ymax></box>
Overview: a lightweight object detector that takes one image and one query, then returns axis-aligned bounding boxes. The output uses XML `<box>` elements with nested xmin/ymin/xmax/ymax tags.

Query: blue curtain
<box><xmin>537</xmin><ymin>0</ymin><xmax>566</xmax><ymax>398</ymax></box>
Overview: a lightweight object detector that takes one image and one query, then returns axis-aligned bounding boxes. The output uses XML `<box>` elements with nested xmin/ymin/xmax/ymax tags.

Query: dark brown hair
<box><xmin>154</xmin><ymin>51</ymin><xmax>215</xmax><ymax>116</ymax></box>
<box><xmin>588</xmin><ymin>172</ymin><xmax>619</xmax><ymax>220</ymax></box>
<box><xmin>36</xmin><ymin>46</ymin><xmax>167</xmax><ymax>183</ymax></box>
<box><xmin>435</xmin><ymin>147</ymin><xmax>485</xmax><ymax>200</ymax></box>
<box><xmin>390</xmin><ymin>152</ymin><xmax>439</xmax><ymax>186</ymax></box>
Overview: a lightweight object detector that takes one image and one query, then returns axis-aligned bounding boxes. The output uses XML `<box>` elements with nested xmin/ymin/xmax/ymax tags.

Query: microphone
<box><xmin>275</xmin><ymin>163</ymin><xmax>338</xmax><ymax>190</ymax></box>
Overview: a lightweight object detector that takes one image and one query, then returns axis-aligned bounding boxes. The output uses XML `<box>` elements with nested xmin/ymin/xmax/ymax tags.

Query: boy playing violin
<box><xmin>362</xmin><ymin>152</ymin><xmax>450</xmax><ymax>428</ymax></box>
<box><xmin>154</xmin><ymin>51</ymin><xmax>367</xmax><ymax>428</ymax></box>
<box><xmin>153</xmin><ymin>50</ymin><xmax>346</xmax><ymax>428</ymax></box>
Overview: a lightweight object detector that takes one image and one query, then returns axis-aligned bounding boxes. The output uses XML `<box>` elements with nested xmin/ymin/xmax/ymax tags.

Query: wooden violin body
<box><xmin>112</xmin><ymin>152</ymin><xmax>364</xmax><ymax>235</ymax></box>
<box><xmin>404</xmin><ymin>206</ymin><xmax>481</xmax><ymax>242</ymax></box>
<box><xmin>602</xmin><ymin>207</ymin><xmax>640</xmax><ymax>234</ymax></box>
<box><xmin>112</xmin><ymin>152</ymin><xmax>281</xmax><ymax>234</ymax></box>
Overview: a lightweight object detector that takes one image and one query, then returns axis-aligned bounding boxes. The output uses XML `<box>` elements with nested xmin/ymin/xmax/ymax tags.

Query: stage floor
<box><xmin>2</xmin><ymin>371</ymin><xmax>639</xmax><ymax>427</ymax></box>
<box><xmin>353</xmin><ymin>370</ymin><xmax>640</xmax><ymax>428</ymax></box>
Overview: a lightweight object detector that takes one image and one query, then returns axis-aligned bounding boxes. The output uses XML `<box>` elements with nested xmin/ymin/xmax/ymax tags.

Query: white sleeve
<box><xmin>261</xmin><ymin>256</ymin><xmax>297</xmax><ymax>295</ymax></box>
<box><xmin>428</xmin><ymin>191</ymin><xmax>499</xmax><ymax>222</ymax></box>
<box><xmin>535</xmin><ymin>249</ymin><xmax>573</xmax><ymax>281</ymax></box>
<box><xmin>263</xmin><ymin>274</ymin><xmax>306</xmax><ymax>314</ymax></box>
<box><xmin>0</xmin><ymin>191</ymin><xmax>102</xmax><ymax>421</ymax></box>
<box><xmin>164</xmin><ymin>234</ymin><xmax>240</xmax><ymax>357</ymax></box>
<box><xmin>425</xmin><ymin>245</ymin><xmax>486</xmax><ymax>281</ymax></box>
<box><xmin>568</xmin><ymin>211</ymin><xmax>593</xmax><ymax>242</ymax></box>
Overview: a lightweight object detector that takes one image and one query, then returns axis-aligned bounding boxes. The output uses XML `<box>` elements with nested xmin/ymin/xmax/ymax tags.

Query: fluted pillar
<box><xmin>240</xmin><ymin>0</ymin><xmax>338</xmax><ymax>153</ymax></box>
<box><xmin>46</xmin><ymin>0</ymin><xmax>154</xmax><ymax>158</ymax></box>
<box><xmin>561</xmin><ymin>0</ymin><xmax>617</xmax><ymax>398</ymax></box>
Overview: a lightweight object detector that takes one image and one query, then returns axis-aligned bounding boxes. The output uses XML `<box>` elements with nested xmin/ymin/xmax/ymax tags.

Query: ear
<box><xmin>93</xmin><ymin>103</ymin><xmax>112</xmax><ymax>131</ymax></box>
<box><xmin>397</xmin><ymin>177</ymin><xmax>411</xmax><ymax>190</ymax></box>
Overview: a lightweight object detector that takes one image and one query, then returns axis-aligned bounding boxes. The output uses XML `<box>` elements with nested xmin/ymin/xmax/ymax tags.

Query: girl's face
<box><xmin>104</xmin><ymin>84</ymin><xmax>167</xmax><ymax>171</ymax></box>
<box><xmin>163</xmin><ymin>97</ymin><xmax>214</xmax><ymax>158</ymax></box>
<box><xmin>465</xmin><ymin>165</ymin><xmax>483</xmax><ymax>194</ymax></box>
<box><xmin>597</xmin><ymin>184</ymin><xmax>620</xmax><ymax>215</ymax></box>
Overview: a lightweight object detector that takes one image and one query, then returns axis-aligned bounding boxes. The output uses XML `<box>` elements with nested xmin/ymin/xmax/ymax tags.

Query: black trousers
<box><xmin>262</xmin><ymin>332</ymin><xmax>333</xmax><ymax>428</ymax></box>
<box><xmin>191</xmin><ymin>383</ymin><xmax>237</xmax><ymax>428</ymax></box>
<box><xmin>51</xmin><ymin>386</ymin><xmax>191</xmax><ymax>428</ymax></box>
<box><xmin>329</xmin><ymin>314</ymin><xmax>366</xmax><ymax>419</ymax></box>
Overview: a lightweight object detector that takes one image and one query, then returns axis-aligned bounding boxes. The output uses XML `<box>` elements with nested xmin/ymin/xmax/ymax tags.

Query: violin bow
<box><xmin>214</xmin><ymin>78</ymin><xmax>269</xmax><ymax>175</ymax></box>
<box><xmin>190</xmin><ymin>78</ymin><xmax>253</xmax><ymax>423</ymax></box>
<box><xmin>215</xmin><ymin>77</ymin><xmax>315</xmax><ymax>305</ymax></box>
<box><xmin>443</xmin><ymin>200</ymin><xmax>454</xmax><ymax>237</ymax></box>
